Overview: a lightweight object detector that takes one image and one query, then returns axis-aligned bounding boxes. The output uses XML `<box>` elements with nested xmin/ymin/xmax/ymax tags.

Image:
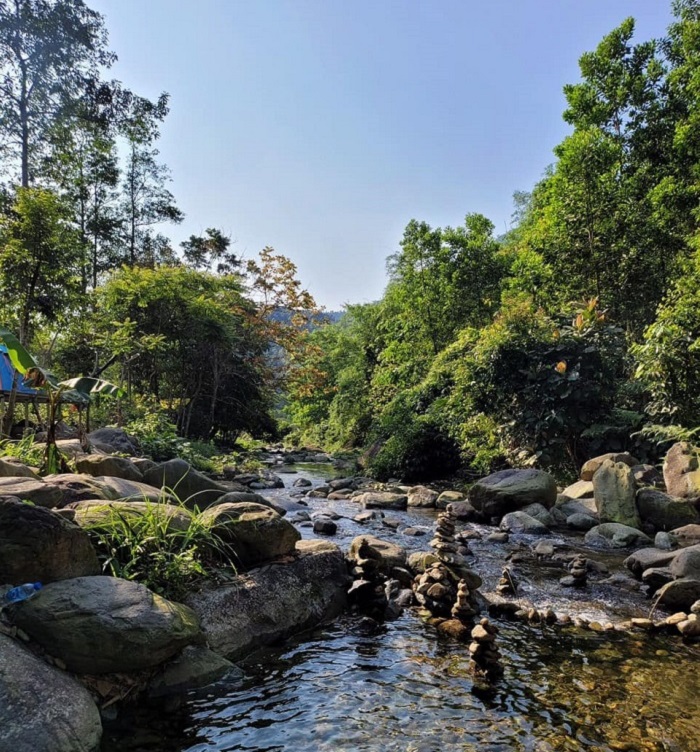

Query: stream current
<box><xmin>102</xmin><ymin>465</ymin><xmax>700</xmax><ymax>752</ymax></box>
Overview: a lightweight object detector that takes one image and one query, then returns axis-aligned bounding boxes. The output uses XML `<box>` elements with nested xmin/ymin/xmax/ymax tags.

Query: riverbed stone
<box><xmin>624</xmin><ymin>548</ymin><xmax>677</xmax><ymax>578</ymax></box>
<box><xmin>663</xmin><ymin>442</ymin><xmax>700</xmax><ymax>500</ymax></box>
<box><xmin>561</xmin><ymin>480</ymin><xmax>595</xmax><ymax>499</ymax></box>
<box><xmin>468</xmin><ymin>469</ymin><xmax>557</xmax><ymax>519</ymax></box>
<box><xmin>521</xmin><ymin>502</ymin><xmax>554</xmax><ymax>527</ymax></box>
<box><xmin>13</xmin><ymin>576</ymin><xmax>200</xmax><ymax>674</ymax></box>
<box><xmin>580</xmin><ymin>452</ymin><xmax>639</xmax><ymax>482</ymax></box>
<box><xmin>0</xmin><ymin>458</ymin><xmax>38</xmax><ymax>479</ymax></box>
<box><xmin>593</xmin><ymin>460</ymin><xmax>640</xmax><ymax>528</ymax></box>
<box><xmin>313</xmin><ymin>517</ymin><xmax>338</xmax><ymax>535</ymax></box>
<box><xmin>671</xmin><ymin>524</ymin><xmax>700</xmax><ymax>543</ymax></box>
<box><xmin>636</xmin><ymin>488</ymin><xmax>699</xmax><ymax>532</ymax></box>
<box><xmin>0</xmin><ymin>633</ymin><xmax>102</xmax><ymax>752</ymax></box>
<box><xmin>407</xmin><ymin>485</ymin><xmax>439</xmax><ymax>508</ymax></box>
<box><xmin>87</xmin><ymin>427</ymin><xmax>139</xmax><ymax>455</ymax></box>
<box><xmin>186</xmin><ymin>539</ymin><xmax>348</xmax><ymax>659</ymax></box>
<box><xmin>40</xmin><ymin>473</ymin><xmax>115</xmax><ymax>505</ymax></box>
<box><xmin>407</xmin><ymin>551</ymin><xmax>440</xmax><ymax>573</ymax></box>
<box><xmin>654</xmin><ymin>531</ymin><xmax>678</xmax><ymax>551</ymax></box>
<box><xmin>75</xmin><ymin>454</ymin><xmax>144</xmax><ymax>482</ymax></box>
<box><xmin>148</xmin><ymin>645</ymin><xmax>240</xmax><ymax>698</ymax></box>
<box><xmin>199</xmin><ymin>502</ymin><xmax>300</xmax><ymax>568</ymax></box>
<box><xmin>656</xmin><ymin>578</ymin><xmax>700</xmax><ymax>611</ymax></box>
<box><xmin>0</xmin><ymin>477</ymin><xmax>63</xmax><ymax>508</ymax></box>
<box><xmin>641</xmin><ymin>566</ymin><xmax>674</xmax><ymax>592</ymax></box>
<box><xmin>585</xmin><ymin>523</ymin><xmax>651</xmax><ymax>549</ymax></box>
<box><xmin>357</xmin><ymin>491</ymin><xmax>408</xmax><ymax>510</ymax></box>
<box><xmin>669</xmin><ymin>544</ymin><xmax>700</xmax><ymax>579</ymax></box>
<box><xmin>447</xmin><ymin>500</ymin><xmax>476</xmax><ymax>520</ymax></box>
<box><xmin>67</xmin><ymin>499</ymin><xmax>193</xmax><ymax>533</ymax></box>
<box><xmin>437</xmin><ymin>490</ymin><xmax>465</xmax><ymax>509</ymax></box>
<box><xmin>348</xmin><ymin>535</ymin><xmax>407</xmax><ymax>575</ymax></box>
<box><xmin>500</xmin><ymin>511</ymin><xmax>550</xmax><ymax>535</ymax></box>
<box><xmin>566</xmin><ymin>512</ymin><xmax>599</xmax><ymax>531</ymax></box>
<box><xmin>632</xmin><ymin>464</ymin><xmax>665</xmax><ymax>488</ymax></box>
<box><xmin>0</xmin><ymin>498</ymin><xmax>100</xmax><ymax>584</ymax></box>
<box><xmin>143</xmin><ymin>458</ymin><xmax>228</xmax><ymax>507</ymax></box>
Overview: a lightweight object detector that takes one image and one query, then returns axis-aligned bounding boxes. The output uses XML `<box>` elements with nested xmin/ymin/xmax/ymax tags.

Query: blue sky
<box><xmin>90</xmin><ymin>0</ymin><xmax>675</xmax><ymax>310</ymax></box>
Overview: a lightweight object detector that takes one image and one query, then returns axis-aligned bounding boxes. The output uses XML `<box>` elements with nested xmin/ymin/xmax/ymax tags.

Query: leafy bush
<box><xmin>0</xmin><ymin>434</ymin><xmax>45</xmax><ymax>468</ymax></box>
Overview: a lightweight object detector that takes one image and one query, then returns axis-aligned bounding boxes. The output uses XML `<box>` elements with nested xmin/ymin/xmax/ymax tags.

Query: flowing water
<box><xmin>102</xmin><ymin>466</ymin><xmax>700</xmax><ymax>752</ymax></box>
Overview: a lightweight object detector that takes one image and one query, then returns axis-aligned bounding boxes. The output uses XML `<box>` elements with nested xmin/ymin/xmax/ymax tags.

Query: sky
<box><xmin>90</xmin><ymin>0</ymin><xmax>675</xmax><ymax>310</ymax></box>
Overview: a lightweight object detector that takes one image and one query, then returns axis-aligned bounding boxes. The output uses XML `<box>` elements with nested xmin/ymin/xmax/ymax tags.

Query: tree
<box><xmin>0</xmin><ymin>0</ymin><xmax>114</xmax><ymax>187</ymax></box>
<box><xmin>181</xmin><ymin>228</ymin><xmax>239</xmax><ymax>275</ymax></box>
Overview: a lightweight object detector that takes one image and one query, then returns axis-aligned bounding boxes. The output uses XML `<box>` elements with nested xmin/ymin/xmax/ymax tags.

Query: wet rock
<box><xmin>293</xmin><ymin>477</ymin><xmax>312</xmax><ymax>488</ymax></box>
<box><xmin>624</xmin><ymin>548</ymin><xmax>677</xmax><ymax>578</ymax></box>
<box><xmin>636</xmin><ymin>488</ymin><xmax>699</xmax><ymax>531</ymax></box>
<box><xmin>500</xmin><ymin>511</ymin><xmax>549</xmax><ymax>535</ymax></box>
<box><xmin>143</xmin><ymin>459</ymin><xmax>228</xmax><ymax>507</ymax></box>
<box><xmin>148</xmin><ymin>645</ymin><xmax>239</xmax><ymax>698</ymax></box>
<box><xmin>677</xmin><ymin>616</ymin><xmax>700</xmax><ymax>637</ymax></box>
<box><xmin>407</xmin><ymin>485</ymin><xmax>439</xmax><ymax>508</ymax></box>
<box><xmin>663</xmin><ymin>442</ymin><xmax>700</xmax><ymax>500</ymax></box>
<box><xmin>313</xmin><ymin>517</ymin><xmax>338</xmax><ymax>536</ymax></box>
<box><xmin>580</xmin><ymin>452</ymin><xmax>639</xmax><ymax>482</ymax></box>
<box><xmin>641</xmin><ymin>566</ymin><xmax>674</xmax><ymax>592</ymax></box>
<box><xmin>437</xmin><ymin>618</ymin><xmax>470</xmax><ymax>641</ymax></box>
<box><xmin>348</xmin><ymin>535</ymin><xmax>407</xmax><ymax>576</ymax></box>
<box><xmin>0</xmin><ymin>633</ymin><xmax>102</xmax><ymax>752</ymax></box>
<box><xmin>656</xmin><ymin>578</ymin><xmax>700</xmax><ymax>611</ymax></box>
<box><xmin>75</xmin><ymin>455</ymin><xmax>144</xmax><ymax>482</ymax></box>
<box><xmin>402</xmin><ymin>527</ymin><xmax>427</xmax><ymax>537</ymax></box>
<box><xmin>566</xmin><ymin>512</ymin><xmax>599</xmax><ymax>531</ymax></box>
<box><xmin>407</xmin><ymin>551</ymin><xmax>440</xmax><ymax>573</ymax></box>
<box><xmin>357</xmin><ymin>491</ymin><xmax>408</xmax><ymax>510</ymax></box>
<box><xmin>585</xmin><ymin>523</ymin><xmax>651</xmax><ymax>549</ymax></box>
<box><xmin>669</xmin><ymin>544</ymin><xmax>700</xmax><ymax>579</ymax></box>
<box><xmin>447</xmin><ymin>500</ymin><xmax>476</xmax><ymax>520</ymax></box>
<box><xmin>353</xmin><ymin>510</ymin><xmax>375</xmax><ymax>523</ymax></box>
<box><xmin>487</xmin><ymin>532</ymin><xmax>509</xmax><ymax>543</ymax></box>
<box><xmin>521</xmin><ymin>502</ymin><xmax>554</xmax><ymax>527</ymax></box>
<box><xmin>495</xmin><ymin>567</ymin><xmax>518</xmax><ymax>596</ymax></box>
<box><xmin>468</xmin><ymin>469</ymin><xmax>557</xmax><ymax>518</ymax></box>
<box><xmin>533</xmin><ymin>541</ymin><xmax>554</xmax><ymax>558</ymax></box>
<box><xmin>593</xmin><ymin>460</ymin><xmax>640</xmax><ymax>528</ymax></box>
<box><xmin>381</xmin><ymin>517</ymin><xmax>401</xmax><ymax>530</ymax></box>
<box><xmin>436</xmin><ymin>490</ymin><xmax>465</xmax><ymax>509</ymax></box>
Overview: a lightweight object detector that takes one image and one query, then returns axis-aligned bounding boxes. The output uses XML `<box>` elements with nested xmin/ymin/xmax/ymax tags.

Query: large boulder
<box><xmin>186</xmin><ymin>539</ymin><xmax>348</xmax><ymax>659</ymax></box>
<box><xmin>42</xmin><ymin>473</ymin><xmax>115</xmax><ymax>506</ymax></box>
<box><xmin>499</xmin><ymin>511</ymin><xmax>549</xmax><ymax>535</ymax></box>
<box><xmin>199</xmin><ymin>502</ymin><xmax>300</xmax><ymax>568</ymax></box>
<box><xmin>93</xmin><ymin>476</ymin><xmax>173</xmax><ymax>503</ymax></box>
<box><xmin>636</xmin><ymin>488</ymin><xmax>699</xmax><ymax>532</ymax></box>
<box><xmin>0</xmin><ymin>477</ymin><xmax>63</xmax><ymax>508</ymax></box>
<box><xmin>13</xmin><ymin>576</ymin><xmax>200</xmax><ymax>674</ymax></box>
<box><xmin>67</xmin><ymin>500</ymin><xmax>193</xmax><ymax>534</ymax></box>
<box><xmin>407</xmin><ymin>486</ymin><xmax>439</xmax><ymax>508</ymax></box>
<box><xmin>663</xmin><ymin>442</ymin><xmax>700</xmax><ymax>500</ymax></box>
<box><xmin>669</xmin><ymin>544</ymin><xmax>700</xmax><ymax>580</ymax></box>
<box><xmin>0</xmin><ymin>498</ymin><xmax>99</xmax><ymax>584</ymax></box>
<box><xmin>656</xmin><ymin>578</ymin><xmax>700</xmax><ymax>611</ymax></box>
<box><xmin>0</xmin><ymin>458</ymin><xmax>38</xmax><ymax>479</ymax></box>
<box><xmin>0</xmin><ymin>634</ymin><xmax>102</xmax><ymax>752</ymax></box>
<box><xmin>671</xmin><ymin>524</ymin><xmax>700</xmax><ymax>543</ymax></box>
<box><xmin>623</xmin><ymin>547</ymin><xmax>678</xmax><ymax>579</ymax></box>
<box><xmin>584</xmin><ymin>523</ymin><xmax>651</xmax><ymax>549</ymax></box>
<box><xmin>436</xmin><ymin>490</ymin><xmax>465</xmax><ymax>509</ymax></box>
<box><xmin>592</xmin><ymin>460</ymin><xmax>640</xmax><ymax>528</ymax></box>
<box><xmin>347</xmin><ymin>535</ymin><xmax>407</xmax><ymax>576</ymax></box>
<box><xmin>213</xmin><ymin>491</ymin><xmax>290</xmax><ymax>516</ymax></box>
<box><xmin>143</xmin><ymin>459</ymin><xmax>227</xmax><ymax>507</ymax></box>
<box><xmin>148</xmin><ymin>645</ymin><xmax>238</xmax><ymax>698</ymax></box>
<box><xmin>468</xmin><ymin>469</ymin><xmax>557</xmax><ymax>519</ymax></box>
<box><xmin>560</xmin><ymin>480</ymin><xmax>594</xmax><ymax>500</ymax></box>
<box><xmin>580</xmin><ymin>452</ymin><xmax>639</xmax><ymax>482</ymax></box>
<box><xmin>75</xmin><ymin>455</ymin><xmax>144</xmax><ymax>482</ymax></box>
<box><xmin>357</xmin><ymin>491</ymin><xmax>408</xmax><ymax>510</ymax></box>
<box><xmin>87</xmin><ymin>427</ymin><xmax>139</xmax><ymax>455</ymax></box>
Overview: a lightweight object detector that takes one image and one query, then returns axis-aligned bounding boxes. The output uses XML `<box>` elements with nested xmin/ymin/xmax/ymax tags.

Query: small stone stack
<box><xmin>495</xmin><ymin>566</ymin><xmax>518</xmax><ymax>596</ymax></box>
<box><xmin>451</xmin><ymin>579</ymin><xmax>478</xmax><ymax>623</ymax></box>
<box><xmin>430</xmin><ymin>509</ymin><xmax>459</xmax><ymax>563</ymax></box>
<box><xmin>347</xmin><ymin>538</ymin><xmax>388</xmax><ymax>619</ymax></box>
<box><xmin>414</xmin><ymin>562</ymin><xmax>457</xmax><ymax>617</ymax></box>
<box><xmin>454</xmin><ymin>530</ymin><xmax>474</xmax><ymax>556</ymax></box>
<box><xmin>469</xmin><ymin>618</ymin><xmax>503</xmax><ymax>679</ymax></box>
<box><xmin>560</xmin><ymin>554</ymin><xmax>587</xmax><ymax>588</ymax></box>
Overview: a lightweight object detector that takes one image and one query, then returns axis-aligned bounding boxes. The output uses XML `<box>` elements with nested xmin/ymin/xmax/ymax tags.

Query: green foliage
<box><xmin>85</xmin><ymin>500</ymin><xmax>235</xmax><ymax>601</ymax></box>
<box><xmin>0</xmin><ymin>435</ymin><xmax>45</xmax><ymax>468</ymax></box>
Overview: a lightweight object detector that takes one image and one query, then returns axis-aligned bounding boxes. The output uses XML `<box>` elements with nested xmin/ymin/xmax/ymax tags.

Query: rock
<box><xmin>214</xmin><ymin>490</ymin><xmax>292</xmax><ymax>516</ymax></box>
<box><xmin>0</xmin><ymin>633</ymin><xmax>102</xmax><ymax>752</ymax></box>
<box><xmin>94</xmin><ymin>476</ymin><xmax>175</xmax><ymax>503</ymax></box>
<box><xmin>555</xmin><ymin>496</ymin><xmax>598</xmax><ymax>516</ymax></box>
<box><xmin>669</xmin><ymin>544</ymin><xmax>700</xmax><ymax>579</ymax></box>
<box><xmin>357</xmin><ymin>491</ymin><xmax>408</xmax><ymax>510</ymax></box>
<box><xmin>655</xmin><ymin>531</ymin><xmax>678</xmax><ymax>550</ymax></box>
<box><xmin>632</xmin><ymin>464</ymin><xmax>664</xmax><ymax>488</ymax></box>
<box><xmin>656</xmin><ymin>578</ymin><xmax>700</xmax><ymax>611</ymax></box>
<box><xmin>521</xmin><ymin>503</ymin><xmax>554</xmax><ymax>527</ymax></box>
<box><xmin>624</xmin><ymin>548</ymin><xmax>677</xmax><ymax>578</ymax></box>
<box><xmin>584</xmin><ymin>523</ymin><xmax>651</xmax><ymax>549</ymax></box>
<box><xmin>447</xmin><ymin>500</ymin><xmax>476</xmax><ymax>520</ymax></box>
<box><xmin>437</xmin><ymin>490</ymin><xmax>466</xmax><ymax>509</ymax></box>
<box><xmin>663</xmin><ymin>442</ymin><xmax>700</xmax><ymax>500</ymax></box>
<box><xmin>636</xmin><ymin>488</ymin><xmax>699</xmax><ymax>531</ymax></box>
<box><xmin>87</xmin><ymin>427</ymin><xmax>139</xmax><ymax>455</ymax></box>
<box><xmin>677</xmin><ymin>617</ymin><xmax>700</xmax><ymax>637</ymax></box>
<box><xmin>348</xmin><ymin>535</ymin><xmax>407</xmax><ymax>576</ymax></box>
<box><xmin>68</xmin><ymin>499</ymin><xmax>193</xmax><ymax>533</ymax></box>
<box><xmin>55</xmin><ymin>439</ymin><xmax>91</xmax><ymax>458</ymax></box>
<box><xmin>407</xmin><ymin>486</ymin><xmax>439</xmax><ymax>508</ymax></box>
<box><xmin>580</xmin><ymin>452</ymin><xmax>639</xmax><ymax>482</ymax></box>
<box><xmin>143</xmin><ymin>459</ymin><xmax>228</xmax><ymax>508</ymax></box>
<box><xmin>0</xmin><ymin>458</ymin><xmax>38</xmax><ymax>479</ymax></box>
<box><xmin>293</xmin><ymin>477</ymin><xmax>312</xmax><ymax>488</ymax></box>
<box><xmin>486</xmin><ymin>532</ymin><xmax>509</xmax><ymax>543</ymax></box>
<box><xmin>566</xmin><ymin>512</ymin><xmax>599</xmax><ymax>531</ymax></box>
<box><xmin>499</xmin><ymin>511</ymin><xmax>549</xmax><ymax>535</ymax></box>
<box><xmin>13</xmin><ymin>576</ymin><xmax>200</xmax><ymax>674</ymax></box>
<box><xmin>561</xmin><ymin>480</ymin><xmax>595</xmax><ymax>499</ymax></box>
<box><xmin>187</xmin><ymin>539</ymin><xmax>347</xmax><ymax>658</ymax></box>
<box><xmin>313</xmin><ymin>517</ymin><xmax>338</xmax><ymax>536</ymax></box>
<box><xmin>132</xmin><ymin>457</ymin><xmax>157</xmax><ymax>474</ymax></box>
<box><xmin>0</xmin><ymin>498</ymin><xmax>99</xmax><ymax>584</ymax></box>
<box><xmin>407</xmin><ymin>551</ymin><xmax>440</xmax><ymax>573</ymax></box>
<box><xmin>402</xmin><ymin>527</ymin><xmax>427</xmax><ymax>537</ymax></box>
<box><xmin>671</xmin><ymin>524</ymin><xmax>700</xmax><ymax>542</ymax></box>
<box><xmin>468</xmin><ymin>469</ymin><xmax>557</xmax><ymax>519</ymax></box>
<box><xmin>148</xmin><ymin>645</ymin><xmax>240</xmax><ymax>697</ymax></box>
<box><xmin>592</xmin><ymin>460</ymin><xmax>640</xmax><ymax>528</ymax></box>
<box><xmin>41</xmin><ymin>473</ymin><xmax>115</xmax><ymax>505</ymax></box>
<box><xmin>641</xmin><ymin>567</ymin><xmax>674</xmax><ymax>592</ymax></box>
<box><xmin>199</xmin><ymin>502</ymin><xmax>300</xmax><ymax>568</ymax></box>
<box><xmin>74</xmin><ymin>455</ymin><xmax>144</xmax><ymax>482</ymax></box>
<box><xmin>0</xmin><ymin>477</ymin><xmax>63</xmax><ymax>508</ymax></box>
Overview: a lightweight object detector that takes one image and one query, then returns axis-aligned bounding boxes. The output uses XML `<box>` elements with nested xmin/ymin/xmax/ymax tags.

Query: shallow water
<box><xmin>102</xmin><ymin>465</ymin><xmax>700</xmax><ymax>752</ymax></box>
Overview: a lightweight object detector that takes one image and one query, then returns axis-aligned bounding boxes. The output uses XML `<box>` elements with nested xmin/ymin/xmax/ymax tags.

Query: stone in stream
<box><xmin>560</xmin><ymin>554</ymin><xmax>587</xmax><ymax>587</ymax></box>
<box><xmin>451</xmin><ymin>579</ymin><xmax>478</xmax><ymax>623</ymax></box>
<box><xmin>663</xmin><ymin>442</ymin><xmax>700</xmax><ymax>499</ymax></box>
<box><xmin>592</xmin><ymin>460</ymin><xmax>640</xmax><ymax>528</ymax></box>
<box><xmin>495</xmin><ymin>566</ymin><xmax>518</xmax><ymax>596</ymax></box>
<box><xmin>468</xmin><ymin>468</ymin><xmax>557</xmax><ymax>519</ymax></box>
<box><xmin>469</xmin><ymin>618</ymin><xmax>503</xmax><ymax>680</ymax></box>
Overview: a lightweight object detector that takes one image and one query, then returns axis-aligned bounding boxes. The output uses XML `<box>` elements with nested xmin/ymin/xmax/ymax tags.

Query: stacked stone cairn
<box><xmin>430</xmin><ymin>509</ymin><xmax>459</xmax><ymax>562</ymax></box>
<box><xmin>469</xmin><ymin>618</ymin><xmax>504</xmax><ymax>680</ymax></box>
<box><xmin>414</xmin><ymin>561</ymin><xmax>456</xmax><ymax>617</ymax></box>
<box><xmin>347</xmin><ymin>538</ymin><xmax>388</xmax><ymax>619</ymax></box>
<box><xmin>495</xmin><ymin>566</ymin><xmax>518</xmax><ymax>597</ymax></box>
<box><xmin>560</xmin><ymin>554</ymin><xmax>587</xmax><ymax>588</ymax></box>
<box><xmin>451</xmin><ymin>579</ymin><xmax>478</xmax><ymax>622</ymax></box>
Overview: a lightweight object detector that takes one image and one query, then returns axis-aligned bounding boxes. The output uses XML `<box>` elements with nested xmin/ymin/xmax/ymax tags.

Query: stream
<box><xmin>102</xmin><ymin>465</ymin><xmax>700</xmax><ymax>752</ymax></box>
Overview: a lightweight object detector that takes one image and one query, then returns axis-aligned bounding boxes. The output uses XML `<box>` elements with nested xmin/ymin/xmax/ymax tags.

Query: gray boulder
<box><xmin>132</xmin><ymin>457</ymin><xmax>157</xmax><ymax>474</ymax></box>
<box><xmin>199</xmin><ymin>502</ymin><xmax>300</xmax><ymax>568</ymax></box>
<box><xmin>631</xmin><ymin>464</ymin><xmax>664</xmax><ymax>489</ymax></box>
<box><xmin>521</xmin><ymin>502</ymin><xmax>554</xmax><ymax>527</ymax></box>
<box><xmin>447</xmin><ymin>500</ymin><xmax>476</xmax><ymax>520</ymax></box>
<box><xmin>0</xmin><ymin>498</ymin><xmax>99</xmax><ymax>584</ymax></box>
<box><xmin>347</xmin><ymin>535</ymin><xmax>407</xmax><ymax>575</ymax></box>
<box><xmin>407</xmin><ymin>486</ymin><xmax>439</xmax><ymax>508</ymax></box>
<box><xmin>186</xmin><ymin>539</ymin><xmax>347</xmax><ymax>659</ymax></box>
<box><xmin>656</xmin><ymin>578</ymin><xmax>700</xmax><ymax>611</ymax></box>
<box><xmin>636</xmin><ymin>488</ymin><xmax>699</xmax><ymax>531</ymax></box>
<box><xmin>663</xmin><ymin>442</ymin><xmax>700</xmax><ymax>499</ymax></box>
<box><xmin>499</xmin><ymin>511</ymin><xmax>549</xmax><ymax>535</ymax></box>
<box><xmin>623</xmin><ymin>548</ymin><xmax>677</xmax><ymax>578</ymax></box>
<box><xmin>148</xmin><ymin>645</ymin><xmax>239</xmax><ymax>698</ymax></box>
<box><xmin>436</xmin><ymin>490</ymin><xmax>465</xmax><ymax>509</ymax></box>
<box><xmin>0</xmin><ymin>634</ymin><xmax>102</xmax><ymax>752</ymax></box>
<box><xmin>94</xmin><ymin>476</ymin><xmax>175</xmax><ymax>503</ymax></box>
<box><xmin>671</xmin><ymin>524</ymin><xmax>700</xmax><ymax>543</ymax></box>
<box><xmin>75</xmin><ymin>454</ymin><xmax>144</xmax><ymax>482</ymax></box>
<box><xmin>584</xmin><ymin>523</ymin><xmax>651</xmax><ymax>549</ymax></box>
<box><xmin>357</xmin><ymin>491</ymin><xmax>408</xmax><ymax>510</ymax></box>
<box><xmin>580</xmin><ymin>452</ymin><xmax>639</xmax><ymax>481</ymax></box>
<box><xmin>592</xmin><ymin>460</ymin><xmax>640</xmax><ymax>528</ymax></box>
<box><xmin>669</xmin><ymin>544</ymin><xmax>700</xmax><ymax>580</ymax></box>
<box><xmin>0</xmin><ymin>477</ymin><xmax>63</xmax><ymax>508</ymax></box>
<box><xmin>213</xmin><ymin>490</ymin><xmax>290</xmax><ymax>516</ymax></box>
<box><xmin>468</xmin><ymin>469</ymin><xmax>557</xmax><ymax>519</ymax></box>
<box><xmin>313</xmin><ymin>517</ymin><xmax>338</xmax><ymax>535</ymax></box>
<box><xmin>560</xmin><ymin>480</ymin><xmax>594</xmax><ymax>499</ymax></box>
<box><xmin>67</xmin><ymin>500</ymin><xmax>193</xmax><ymax>534</ymax></box>
<box><xmin>87</xmin><ymin>427</ymin><xmax>139</xmax><ymax>455</ymax></box>
<box><xmin>0</xmin><ymin>458</ymin><xmax>38</xmax><ymax>479</ymax></box>
<box><xmin>13</xmin><ymin>576</ymin><xmax>200</xmax><ymax>674</ymax></box>
<box><xmin>42</xmin><ymin>473</ymin><xmax>115</xmax><ymax>505</ymax></box>
<box><xmin>566</xmin><ymin>513</ymin><xmax>599</xmax><ymax>531</ymax></box>
<box><xmin>143</xmin><ymin>459</ymin><xmax>227</xmax><ymax>507</ymax></box>
<box><xmin>642</xmin><ymin>567</ymin><xmax>674</xmax><ymax>592</ymax></box>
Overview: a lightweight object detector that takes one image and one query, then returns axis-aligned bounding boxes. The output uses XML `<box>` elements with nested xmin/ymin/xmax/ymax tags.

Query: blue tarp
<box><xmin>0</xmin><ymin>344</ymin><xmax>44</xmax><ymax>399</ymax></box>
